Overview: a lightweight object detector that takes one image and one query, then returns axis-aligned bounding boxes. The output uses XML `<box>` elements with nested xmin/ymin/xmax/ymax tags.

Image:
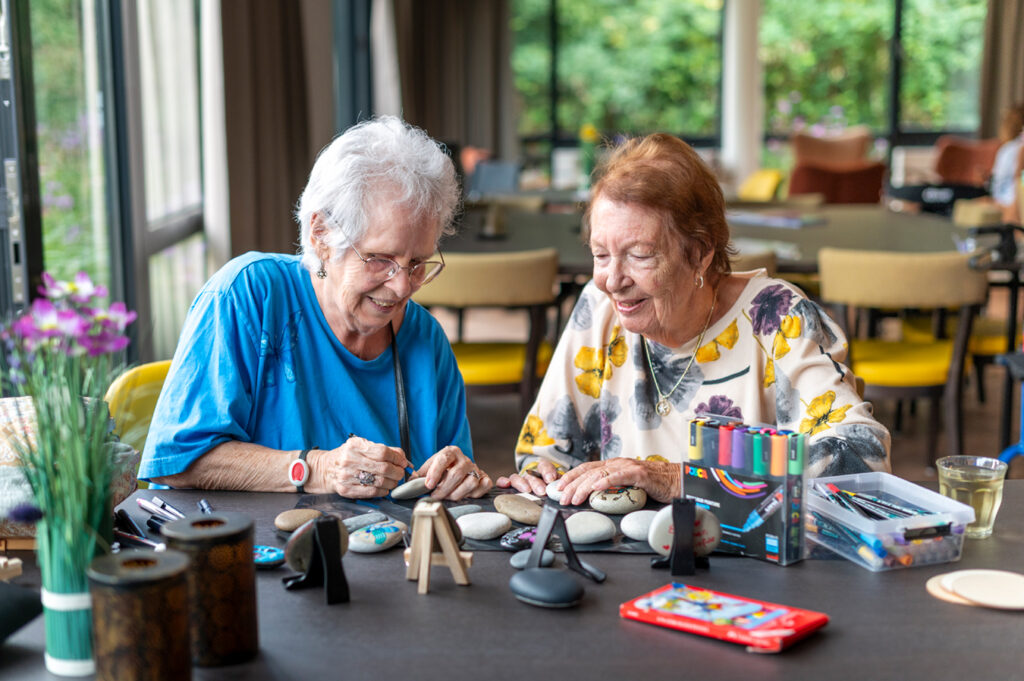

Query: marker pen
<box><xmin>150</xmin><ymin>496</ymin><xmax>186</xmax><ymax>519</ymax></box>
<box><xmin>718</xmin><ymin>423</ymin><xmax>735</xmax><ymax>468</ymax></box>
<box><xmin>197</xmin><ymin>499</ymin><xmax>214</xmax><ymax>515</ymax></box>
<box><xmin>751</xmin><ymin>429</ymin><xmax>768</xmax><ymax>476</ymax></box>
<box><xmin>688</xmin><ymin>419</ymin><xmax>705</xmax><ymax>462</ymax></box>
<box><xmin>114</xmin><ymin>529</ymin><xmax>167</xmax><ymax>551</ymax></box>
<box><xmin>114</xmin><ymin>508</ymin><xmax>147</xmax><ymax>538</ymax></box>
<box><xmin>787</xmin><ymin>432</ymin><xmax>805</xmax><ymax>475</ymax></box>
<box><xmin>700</xmin><ymin>420</ymin><xmax>720</xmax><ymax>465</ymax></box>
<box><xmin>137</xmin><ymin>498</ymin><xmax>178</xmax><ymax>522</ymax></box>
<box><xmin>731</xmin><ymin>426</ymin><xmax>748</xmax><ymax>473</ymax></box>
<box><xmin>770</xmin><ymin>432</ymin><xmax>788</xmax><ymax>477</ymax></box>
<box><xmin>741</xmin><ymin>484</ymin><xmax>784</xmax><ymax>532</ymax></box>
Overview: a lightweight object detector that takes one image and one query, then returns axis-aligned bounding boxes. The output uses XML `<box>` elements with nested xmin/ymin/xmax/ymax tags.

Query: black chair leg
<box><xmin>974</xmin><ymin>355</ymin><xmax>987</xmax><ymax>404</ymax></box>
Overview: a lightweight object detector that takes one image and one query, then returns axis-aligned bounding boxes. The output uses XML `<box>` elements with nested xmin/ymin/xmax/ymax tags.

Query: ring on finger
<box><xmin>599</xmin><ymin>469</ymin><xmax>609</xmax><ymax>478</ymax></box>
<box><xmin>357</xmin><ymin>470</ymin><xmax>376</xmax><ymax>486</ymax></box>
<box><xmin>468</xmin><ymin>470</ymin><xmax>480</xmax><ymax>479</ymax></box>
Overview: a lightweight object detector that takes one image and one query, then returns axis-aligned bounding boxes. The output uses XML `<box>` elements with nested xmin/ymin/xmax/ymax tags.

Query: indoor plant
<box><xmin>1</xmin><ymin>272</ymin><xmax>136</xmax><ymax>676</ymax></box>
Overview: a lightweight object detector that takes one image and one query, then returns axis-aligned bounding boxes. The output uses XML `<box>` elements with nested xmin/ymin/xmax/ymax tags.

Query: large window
<box><xmin>512</xmin><ymin>0</ymin><xmax>723</xmax><ymax>175</ymax></box>
<box><xmin>513</xmin><ymin>0</ymin><xmax>987</xmax><ymax>180</ymax></box>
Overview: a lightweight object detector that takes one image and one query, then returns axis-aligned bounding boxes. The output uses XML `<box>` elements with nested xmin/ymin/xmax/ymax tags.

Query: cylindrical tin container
<box><xmin>87</xmin><ymin>549</ymin><xmax>191</xmax><ymax>681</ymax></box>
<box><xmin>161</xmin><ymin>512</ymin><xmax>258</xmax><ymax>666</ymax></box>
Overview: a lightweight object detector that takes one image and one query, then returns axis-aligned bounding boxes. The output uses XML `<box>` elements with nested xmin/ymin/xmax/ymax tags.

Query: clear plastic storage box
<box><xmin>806</xmin><ymin>471</ymin><xmax>975</xmax><ymax>571</ymax></box>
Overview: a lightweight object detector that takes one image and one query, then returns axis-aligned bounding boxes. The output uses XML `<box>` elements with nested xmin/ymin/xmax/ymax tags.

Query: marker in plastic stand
<box><xmin>718</xmin><ymin>423</ymin><xmax>735</xmax><ymax>468</ymax></box>
<box><xmin>731</xmin><ymin>427</ymin><xmax>748</xmax><ymax>473</ymax></box>
<box><xmin>700</xmin><ymin>421</ymin><xmax>720</xmax><ymax>464</ymax></box>
<box><xmin>787</xmin><ymin>432</ymin><xmax>805</xmax><ymax>475</ymax></box>
<box><xmin>770</xmin><ymin>432</ymin><xmax>788</xmax><ymax>477</ymax></box>
<box><xmin>751</xmin><ymin>429</ymin><xmax>768</xmax><ymax>476</ymax></box>
<box><xmin>688</xmin><ymin>419</ymin><xmax>705</xmax><ymax>462</ymax></box>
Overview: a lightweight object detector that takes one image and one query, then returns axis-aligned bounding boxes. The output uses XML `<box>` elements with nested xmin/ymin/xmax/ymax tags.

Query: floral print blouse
<box><xmin>515</xmin><ymin>270</ymin><xmax>891</xmax><ymax>478</ymax></box>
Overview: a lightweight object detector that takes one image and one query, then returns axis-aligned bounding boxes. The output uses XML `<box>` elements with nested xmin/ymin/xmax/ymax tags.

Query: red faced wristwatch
<box><xmin>289</xmin><ymin>449</ymin><xmax>313</xmax><ymax>493</ymax></box>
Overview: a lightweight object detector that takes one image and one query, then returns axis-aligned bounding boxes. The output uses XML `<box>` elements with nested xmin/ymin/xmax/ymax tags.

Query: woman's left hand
<box><xmin>556</xmin><ymin>458</ymin><xmax>680</xmax><ymax>506</ymax></box>
<box><xmin>416</xmin><ymin>446</ymin><xmax>493</xmax><ymax>501</ymax></box>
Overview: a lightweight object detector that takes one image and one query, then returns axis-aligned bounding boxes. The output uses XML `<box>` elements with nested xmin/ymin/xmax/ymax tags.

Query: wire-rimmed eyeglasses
<box><xmin>350</xmin><ymin>245</ymin><xmax>445</xmax><ymax>286</ymax></box>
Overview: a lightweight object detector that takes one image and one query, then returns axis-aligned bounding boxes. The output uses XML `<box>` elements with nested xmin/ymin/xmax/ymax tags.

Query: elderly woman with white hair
<box><xmin>139</xmin><ymin>116</ymin><xmax>492</xmax><ymax>500</ymax></box>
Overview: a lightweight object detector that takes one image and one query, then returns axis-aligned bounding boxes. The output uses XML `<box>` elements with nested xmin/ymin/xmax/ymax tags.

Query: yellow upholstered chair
<box><xmin>737</xmin><ymin>169</ymin><xmax>784</xmax><ymax>202</ymax></box>
<box><xmin>818</xmin><ymin>249</ymin><xmax>988</xmax><ymax>465</ymax></box>
<box><xmin>413</xmin><ymin>249</ymin><xmax>559</xmax><ymax>415</ymax></box>
<box><xmin>104</xmin><ymin>360</ymin><xmax>172</xmax><ymax>487</ymax></box>
<box><xmin>730</xmin><ymin>250</ymin><xmax>777</xmax><ymax>276</ymax></box>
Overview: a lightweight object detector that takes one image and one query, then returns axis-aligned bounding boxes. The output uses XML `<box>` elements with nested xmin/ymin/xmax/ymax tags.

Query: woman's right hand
<box><xmin>310</xmin><ymin>436</ymin><xmax>410</xmax><ymax>498</ymax></box>
<box><xmin>495</xmin><ymin>460</ymin><xmax>562</xmax><ymax>497</ymax></box>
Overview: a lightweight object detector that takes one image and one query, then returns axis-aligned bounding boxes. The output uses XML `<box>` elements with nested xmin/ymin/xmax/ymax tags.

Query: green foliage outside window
<box><xmin>30</xmin><ymin>0</ymin><xmax>111</xmax><ymax>288</ymax></box>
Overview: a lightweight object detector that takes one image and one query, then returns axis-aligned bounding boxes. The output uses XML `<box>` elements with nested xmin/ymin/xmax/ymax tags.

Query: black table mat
<box><xmin>296</xmin><ymin>488</ymin><xmax>659</xmax><ymax>554</ymax></box>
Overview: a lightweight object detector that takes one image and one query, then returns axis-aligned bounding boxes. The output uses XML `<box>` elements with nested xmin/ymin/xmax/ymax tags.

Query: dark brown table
<box><xmin>5</xmin><ymin>482</ymin><xmax>1024</xmax><ymax>680</ymax></box>
<box><xmin>446</xmin><ymin>204</ymin><xmax>967</xmax><ymax>275</ymax></box>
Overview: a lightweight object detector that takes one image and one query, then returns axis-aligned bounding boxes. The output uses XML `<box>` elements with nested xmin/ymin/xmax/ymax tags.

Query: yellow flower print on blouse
<box><xmin>605</xmin><ymin>325</ymin><xmax>627</xmax><ymax>373</ymax></box>
<box><xmin>799</xmin><ymin>390</ymin><xmax>852</xmax><ymax>436</ymax></box>
<box><xmin>574</xmin><ymin>326</ymin><xmax>627</xmax><ymax>399</ymax></box>
<box><xmin>516</xmin><ymin>415</ymin><xmax>556</xmax><ymax>455</ymax></box>
<box><xmin>772</xmin><ymin>315</ymin><xmax>802</xmax><ymax>359</ymax></box>
<box><xmin>696</xmin><ymin>319</ymin><xmax>739</xmax><ymax>363</ymax></box>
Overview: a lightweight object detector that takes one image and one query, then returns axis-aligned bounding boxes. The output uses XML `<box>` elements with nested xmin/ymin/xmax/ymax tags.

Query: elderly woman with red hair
<box><xmin>498</xmin><ymin>133</ymin><xmax>890</xmax><ymax>504</ymax></box>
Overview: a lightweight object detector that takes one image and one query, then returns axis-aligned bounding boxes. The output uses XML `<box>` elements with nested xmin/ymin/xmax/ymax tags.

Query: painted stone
<box><xmin>447</xmin><ymin>504</ymin><xmax>483</xmax><ymax>519</ymax></box>
<box><xmin>509</xmin><ymin>568</ymin><xmax>583</xmax><ymax>608</ymax></box>
<box><xmin>341</xmin><ymin>511</ymin><xmax>388</xmax><ymax>532</ymax></box>
<box><xmin>619</xmin><ymin>509</ymin><xmax>658</xmax><ymax>542</ymax></box>
<box><xmin>499</xmin><ymin>526</ymin><xmax>543</xmax><ymax>551</ymax></box>
<box><xmin>494</xmin><ymin>494</ymin><xmax>543</xmax><ymax>525</ymax></box>
<box><xmin>348</xmin><ymin>520</ymin><xmax>408</xmax><ymax>553</ymax></box>
<box><xmin>274</xmin><ymin>508</ymin><xmax>322</xmax><ymax>532</ymax></box>
<box><xmin>391</xmin><ymin>478</ymin><xmax>430</xmax><ymax>500</ymax></box>
<box><xmin>545</xmin><ymin>481</ymin><xmax>564</xmax><ymax>503</ymax></box>
<box><xmin>564</xmin><ymin>511</ymin><xmax>616</xmax><ymax>544</ymax></box>
<box><xmin>285</xmin><ymin>518</ymin><xmax>349</xmax><ymax>572</ymax></box>
<box><xmin>456</xmin><ymin>512</ymin><xmax>511</xmax><ymax>540</ymax></box>
<box><xmin>647</xmin><ymin>505</ymin><xmax>723</xmax><ymax>557</ymax></box>
<box><xmin>510</xmin><ymin>548</ymin><xmax>555</xmax><ymax>569</ymax></box>
<box><xmin>589</xmin><ymin>486</ymin><xmax>647</xmax><ymax>514</ymax></box>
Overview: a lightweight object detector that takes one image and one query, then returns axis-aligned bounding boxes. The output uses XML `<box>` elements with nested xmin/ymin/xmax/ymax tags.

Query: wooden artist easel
<box><xmin>403</xmin><ymin>500</ymin><xmax>472</xmax><ymax>594</ymax></box>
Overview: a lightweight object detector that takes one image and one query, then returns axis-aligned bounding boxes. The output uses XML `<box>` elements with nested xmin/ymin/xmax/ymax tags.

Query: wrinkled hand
<box><xmin>555</xmin><ymin>458</ymin><xmax>680</xmax><ymax>505</ymax></box>
<box><xmin>496</xmin><ymin>460</ymin><xmax>562</xmax><ymax>497</ymax></box>
<box><xmin>417</xmin><ymin>446</ymin><xmax>492</xmax><ymax>501</ymax></box>
<box><xmin>312</xmin><ymin>436</ymin><xmax>409</xmax><ymax>498</ymax></box>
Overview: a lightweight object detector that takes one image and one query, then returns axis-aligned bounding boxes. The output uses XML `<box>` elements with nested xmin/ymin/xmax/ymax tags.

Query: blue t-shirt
<box><xmin>139</xmin><ymin>252</ymin><xmax>472</xmax><ymax>484</ymax></box>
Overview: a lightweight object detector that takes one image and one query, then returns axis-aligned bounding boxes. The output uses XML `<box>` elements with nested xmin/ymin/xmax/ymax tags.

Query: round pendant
<box><xmin>656</xmin><ymin>398</ymin><xmax>671</xmax><ymax>416</ymax></box>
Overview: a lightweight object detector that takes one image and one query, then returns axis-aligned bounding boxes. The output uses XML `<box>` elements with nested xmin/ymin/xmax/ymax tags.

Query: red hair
<box><xmin>584</xmin><ymin>133</ymin><xmax>733</xmax><ymax>284</ymax></box>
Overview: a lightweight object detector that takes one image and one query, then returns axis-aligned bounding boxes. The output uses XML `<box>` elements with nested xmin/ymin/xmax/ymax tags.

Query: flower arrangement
<box><xmin>1</xmin><ymin>272</ymin><xmax>136</xmax><ymax>676</ymax></box>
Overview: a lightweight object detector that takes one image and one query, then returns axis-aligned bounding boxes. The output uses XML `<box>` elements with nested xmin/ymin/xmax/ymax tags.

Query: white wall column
<box><xmin>721</xmin><ymin>0</ymin><xmax>762</xmax><ymax>193</ymax></box>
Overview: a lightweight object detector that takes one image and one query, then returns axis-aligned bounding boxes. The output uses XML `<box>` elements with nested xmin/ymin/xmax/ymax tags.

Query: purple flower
<box><xmin>80</xmin><ymin>330</ymin><xmax>130</xmax><ymax>356</ymax></box>
<box><xmin>749</xmin><ymin>285</ymin><xmax>794</xmax><ymax>336</ymax></box>
<box><xmin>695</xmin><ymin>395</ymin><xmax>743</xmax><ymax>420</ymax></box>
<box><xmin>8</xmin><ymin>502</ymin><xmax>43</xmax><ymax>524</ymax></box>
<box><xmin>94</xmin><ymin>301</ymin><xmax>137</xmax><ymax>332</ymax></box>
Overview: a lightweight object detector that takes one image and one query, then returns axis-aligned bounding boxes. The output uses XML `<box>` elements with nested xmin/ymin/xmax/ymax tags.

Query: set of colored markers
<box><xmin>683</xmin><ymin>418</ymin><xmax>808</xmax><ymax>566</ymax></box>
<box><xmin>687</xmin><ymin>418</ymin><xmax>806</xmax><ymax>478</ymax></box>
<box><xmin>805</xmin><ymin>473</ymin><xmax>968</xmax><ymax>572</ymax></box>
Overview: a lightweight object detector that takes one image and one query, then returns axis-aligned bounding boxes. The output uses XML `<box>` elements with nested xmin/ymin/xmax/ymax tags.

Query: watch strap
<box><xmin>290</xmin><ymin>448</ymin><xmax>314</xmax><ymax>493</ymax></box>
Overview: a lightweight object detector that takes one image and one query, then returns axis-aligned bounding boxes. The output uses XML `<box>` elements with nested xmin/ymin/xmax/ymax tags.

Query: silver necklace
<box><xmin>643</xmin><ymin>289</ymin><xmax>717</xmax><ymax>417</ymax></box>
